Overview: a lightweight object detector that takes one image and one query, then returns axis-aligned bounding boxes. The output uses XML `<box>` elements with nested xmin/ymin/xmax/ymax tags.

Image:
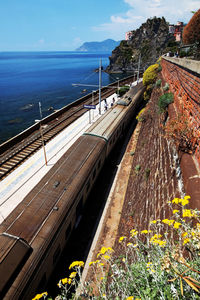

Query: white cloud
<box><xmin>93</xmin><ymin>0</ymin><xmax>200</xmax><ymax>40</ymax></box>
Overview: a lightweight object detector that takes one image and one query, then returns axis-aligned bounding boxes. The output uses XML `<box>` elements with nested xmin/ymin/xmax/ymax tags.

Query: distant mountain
<box><xmin>76</xmin><ymin>39</ymin><xmax>120</xmax><ymax>52</ymax></box>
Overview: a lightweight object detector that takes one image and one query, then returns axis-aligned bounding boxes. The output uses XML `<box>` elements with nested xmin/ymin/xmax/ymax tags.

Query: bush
<box><xmin>118</xmin><ymin>86</ymin><xmax>130</xmax><ymax>97</ymax></box>
<box><xmin>155</xmin><ymin>79</ymin><xmax>162</xmax><ymax>88</ymax></box>
<box><xmin>143</xmin><ymin>64</ymin><xmax>159</xmax><ymax>86</ymax></box>
<box><xmin>158</xmin><ymin>93</ymin><xmax>174</xmax><ymax>112</ymax></box>
<box><xmin>162</xmin><ymin>83</ymin><xmax>169</xmax><ymax>91</ymax></box>
<box><xmin>183</xmin><ymin>10</ymin><xmax>200</xmax><ymax>45</ymax></box>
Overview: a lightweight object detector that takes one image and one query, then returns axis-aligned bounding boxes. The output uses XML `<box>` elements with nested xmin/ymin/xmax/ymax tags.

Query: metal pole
<box><xmin>99</xmin><ymin>59</ymin><xmax>102</xmax><ymax>115</ymax></box>
<box><xmin>89</xmin><ymin>109</ymin><xmax>91</xmax><ymax>124</ymax></box>
<box><xmin>137</xmin><ymin>53</ymin><xmax>141</xmax><ymax>84</ymax></box>
<box><xmin>92</xmin><ymin>91</ymin><xmax>95</xmax><ymax>120</ymax></box>
<box><xmin>116</xmin><ymin>77</ymin><xmax>119</xmax><ymax>97</ymax></box>
<box><xmin>39</xmin><ymin>102</ymin><xmax>48</xmax><ymax>166</ymax></box>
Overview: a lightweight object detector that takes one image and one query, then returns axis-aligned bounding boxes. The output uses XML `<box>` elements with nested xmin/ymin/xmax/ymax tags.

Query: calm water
<box><xmin>0</xmin><ymin>51</ymin><xmax>125</xmax><ymax>144</ymax></box>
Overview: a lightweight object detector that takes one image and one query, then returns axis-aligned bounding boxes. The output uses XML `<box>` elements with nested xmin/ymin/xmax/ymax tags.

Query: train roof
<box><xmin>0</xmin><ymin>135</ymin><xmax>106</xmax><ymax>243</ymax></box>
<box><xmin>83</xmin><ymin>82</ymin><xmax>144</xmax><ymax>141</ymax></box>
<box><xmin>83</xmin><ymin>104</ymin><xmax>127</xmax><ymax>141</ymax></box>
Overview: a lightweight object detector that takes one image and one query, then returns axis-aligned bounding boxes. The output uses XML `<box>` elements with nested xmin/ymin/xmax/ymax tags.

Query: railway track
<box><xmin>0</xmin><ymin>80</ymin><xmax>130</xmax><ymax>180</ymax></box>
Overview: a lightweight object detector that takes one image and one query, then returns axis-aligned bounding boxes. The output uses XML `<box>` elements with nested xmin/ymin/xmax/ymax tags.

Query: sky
<box><xmin>0</xmin><ymin>0</ymin><xmax>200</xmax><ymax>51</ymax></box>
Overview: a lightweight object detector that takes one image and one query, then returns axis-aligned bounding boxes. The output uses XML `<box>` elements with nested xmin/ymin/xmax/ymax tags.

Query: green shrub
<box><xmin>163</xmin><ymin>83</ymin><xmax>169</xmax><ymax>91</ymax></box>
<box><xmin>155</xmin><ymin>79</ymin><xmax>162</xmax><ymax>88</ymax></box>
<box><xmin>118</xmin><ymin>86</ymin><xmax>130</xmax><ymax>96</ymax></box>
<box><xmin>158</xmin><ymin>92</ymin><xmax>174</xmax><ymax>113</ymax></box>
<box><xmin>135</xmin><ymin>164</ymin><xmax>141</xmax><ymax>174</ymax></box>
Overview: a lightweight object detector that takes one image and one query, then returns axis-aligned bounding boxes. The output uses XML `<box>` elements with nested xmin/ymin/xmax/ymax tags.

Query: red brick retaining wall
<box><xmin>161</xmin><ymin>57</ymin><xmax>200</xmax><ymax>166</ymax></box>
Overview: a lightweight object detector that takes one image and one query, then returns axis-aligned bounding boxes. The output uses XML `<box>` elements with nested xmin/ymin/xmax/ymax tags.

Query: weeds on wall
<box><xmin>136</xmin><ymin>108</ymin><xmax>146</xmax><ymax>122</ymax></box>
<box><xmin>165</xmin><ymin>113</ymin><xmax>198</xmax><ymax>153</ymax></box>
<box><xmin>158</xmin><ymin>93</ymin><xmax>174</xmax><ymax>113</ymax></box>
<box><xmin>34</xmin><ymin>195</ymin><xmax>200</xmax><ymax>300</ymax></box>
<box><xmin>155</xmin><ymin>79</ymin><xmax>162</xmax><ymax>88</ymax></box>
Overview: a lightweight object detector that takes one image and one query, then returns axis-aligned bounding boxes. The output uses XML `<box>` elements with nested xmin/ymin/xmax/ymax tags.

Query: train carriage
<box><xmin>0</xmin><ymin>135</ymin><xmax>107</xmax><ymax>299</ymax></box>
<box><xmin>0</xmin><ymin>82</ymin><xmax>145</xmax><ymax>299</ymax></box>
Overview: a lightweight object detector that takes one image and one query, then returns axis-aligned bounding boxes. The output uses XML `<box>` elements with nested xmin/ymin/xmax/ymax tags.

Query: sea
<box><xmin>0</xmin><ymin>51</ymin><xmax>127</xmax><ymax>144</ymax></box>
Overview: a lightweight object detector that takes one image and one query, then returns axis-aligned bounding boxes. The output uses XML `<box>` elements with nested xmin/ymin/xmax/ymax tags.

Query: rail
<box><xmin>0</xmin><ymin>76</ymin><xmax>135</xmax><ymax>180</ymax></box>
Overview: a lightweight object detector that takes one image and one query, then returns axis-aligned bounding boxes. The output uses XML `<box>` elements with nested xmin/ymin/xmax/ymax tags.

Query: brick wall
<box><xmin>161</xmin><ymin>57</ymin><xmax>200</xmax><ymax>167</ymax></box>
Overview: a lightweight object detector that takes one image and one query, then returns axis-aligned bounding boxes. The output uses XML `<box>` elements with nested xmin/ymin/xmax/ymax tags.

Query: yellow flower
<box><xmin>147</xmin><ymin>262</ymin><xmax>152</xmax><ymax>266</ymax></box>
<box><xmin>141</xmin><ymin>229</ymin><xmax>151</xmax><ymax>234</ymax></box>
<box><xmin>98</xmin><ymin>263</ymin><xmax>104</xmax><ymax>267</ymax></box>
<box><xmin>158</xmin><ymin>240</ymin><xmax>166</xmax><ymax>247</ymax></box>
<box><xmin>173</xmin><ymin>222</ymin><xmax>182</xmax><ymax>229</ymax></box>
<box><xmin>182</xmin><ymin>232</ymin><xmax>188</xmax><ymax>238</ymax></box>
<box><xmin>61</xmin><ymin>278</ymin><xmax>68</xmax><ymax>285</ymax></box>
<box><xmin>69</xmin><ymin>261</ymin><xmax>84</xmax><ymax>269</ymax></box>
<box><xmin>127</xmin><ymin>242</ymin><xmax>133</xmax><ymax>246</ymax></box>
<box><xmin>162</xmin><ymin>219</ymin><xmax>174</xmax><ymax>226</ymax></box>
<box><xmin>182</xmin><ymin>209</ymin><xmax>195</xmax><ymax>218</ymax></box>
<box><xmin>183</xmin><ymin>238</ymin><xmax>190</xmax><ymax>245</ymax></box>
<box><xmin>119</xmin><ymin>236</ymin><xmax>126</xmax><ymax>242</ymax></box>
<box><xmin>122</xmin><ymin>257</ymin><xmax>126</xmax><ymax>262</ymax></box>
<box><xmin>150</xmin><ymin>220</ymin><xmax>157</xmax><ymax>224</ymax></box>
<box><xmin>126</xmin><ymin>297</ymin><xmax>134</xmax><ymax>300</ymax></box>
<box><xmin>172</xmin><ymin>198</ymin><xmax>179</xmax><ymax>204</ymax></box>
<box><xmin>173</xmin><ymin>209</ymin><xmax>179</xmax><ymax>214</ymax></box>
<box><xmin>57</xmin><ymin>280</ymin><xmax>62</xmax><ymax>288</ymax></box>
<box><xmin>100</xmin><ymin>277</ymin><xmax>104</xmax><ymax>281</ymax></box>
<box><xmin>152</xmin><ymin>234</ymin><xmax>162</xmax><ymax>239</ymax></box>
<box><xmin>180</xmin><ymin>198</ymin><xmax>189</xmax><ymax>206</ymax></box>
<box><xmin>130</xmin><ymin>229</ymin><xmax>138</xmax><ymax>236</ymax></box>
<box><xmin>103</xmin><ymin>255</ymin><xmax>110</xmax><ymax>260</ymax></box>
<box><xmin>69</xmin><ymin>272</ymin><xmax>77</xmax><ymax>279</ymax></box>
<box><xmin>32</xmin><ymin>292</ymin><xmax>48</xmax><ymax>300</ymax></box>
<box><xmin>97</xmin><ymin>247</ymin><xmax>114</xmax><ymax>257</ymax></box>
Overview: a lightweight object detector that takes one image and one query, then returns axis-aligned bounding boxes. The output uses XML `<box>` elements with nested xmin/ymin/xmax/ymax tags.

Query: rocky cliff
<box><xmin>106</xmin><ymin>17</ymin><xmax>176</xmax><ymax>73</ymax></box>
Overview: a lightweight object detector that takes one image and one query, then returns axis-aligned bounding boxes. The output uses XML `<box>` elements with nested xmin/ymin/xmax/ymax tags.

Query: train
<box><xmin>0</xmin><ymin>82</ymin><xmax>145</xmax><ymax>299</ymax></box>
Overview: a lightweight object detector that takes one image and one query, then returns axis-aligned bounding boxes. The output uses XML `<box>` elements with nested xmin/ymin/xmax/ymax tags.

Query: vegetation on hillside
<box><xmin>182</xmin><ymin>10</ymin><xmax>200</xmax><ymax>60</ymax></box>
<box><xmin>183</xmin><ymin>10</ymin><xmax>200</xmax><ymax>45</ymax></box>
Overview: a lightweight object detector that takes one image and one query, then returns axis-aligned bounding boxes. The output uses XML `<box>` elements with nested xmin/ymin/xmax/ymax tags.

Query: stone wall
<box><xmin>116</xmin><ymin>87</ymin><xmax>183</xmax><ymax>236</ymax></box>
<box><xmin>161</xmin><ymin>57</ymin><xmax>200</xmax><ymax>167</ymax></box>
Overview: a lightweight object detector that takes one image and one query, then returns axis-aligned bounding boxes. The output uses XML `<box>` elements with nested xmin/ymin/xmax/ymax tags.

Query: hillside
<box><xmin>76</xmin><ymin>39</ymin><xmax>120</xmax><ymax>52</ymax></box>
<box><xmin>106</xmin><ymin>17</ymin><xmax>176</xmax><ymax>73</ymax></box>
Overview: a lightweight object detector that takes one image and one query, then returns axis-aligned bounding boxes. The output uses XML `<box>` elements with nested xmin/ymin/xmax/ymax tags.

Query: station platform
<box><xmin>0</xmin><ymin>93</ymin><xmax>118</xmax><ymax>224</ymax></box>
